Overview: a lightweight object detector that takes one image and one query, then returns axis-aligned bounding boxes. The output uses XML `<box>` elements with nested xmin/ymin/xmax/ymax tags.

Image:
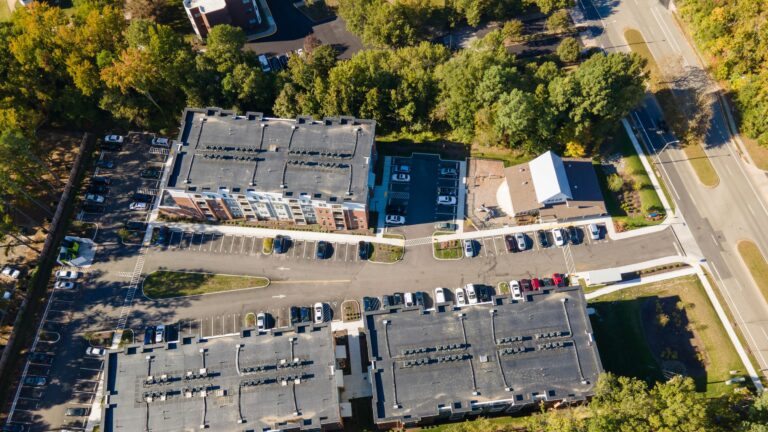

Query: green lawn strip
<box><xmin>737</xmin><ymin>240</ymin><xmax>768</xmax><ymax>305</ymax></box>
<box><xmin>370</xmin><ymin>243</ymin><xmax>404</xmax><ymax>263</ymax></box>
<box><xmin>498</xmin><ymin>281</ymin><xmax>510</xmax><ymax>295</ymax></box>
<box><xmin>432</xmin><ymin>231</ymin><xmax>462</xmax><ymax>260</ymax></box>
<box><xmin>143</xmin><ymin>271</ymin><xmax>269</xmax><ymax>299</ymax></box>
<box><xmin>470</xmin><ymin>146</ymin><xmax>533</xmax><ymax>167</ymax></box>
<box><xmin>624</xmin><ymin>29</ymin><xmax>719</xmax><ymax>188</ymax></box>
<box><xmin>590</xmin><ymin>275</ymin><xmax>747</xmax><ymax>397</ymax></box>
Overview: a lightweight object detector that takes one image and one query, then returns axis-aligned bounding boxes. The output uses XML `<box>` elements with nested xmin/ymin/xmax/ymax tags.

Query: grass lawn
<box><xmin>470</xmin><ymin>145</ymin><xmax>533</xmax><ymax>167</ymax></box>
<box><xmin>143</xmin><ymin>271</ymin><xmax>269</xmax><ymax>299</ymax></box>
<box><xmin>0</xmin><ymin>0</ymin><xmax>13</xmax><ymax>21</ymax></box>
<box><xmin>590</xmin><ymin>275</ymin><xmax>747</xmax><ymax>397</ymax></box>
<box><xmin>498</xmin><ymin>281</ymin><xmax>510</xmax><ymax>295</ymax></box>
<box><xmin>742</xmin><ymin>135</ymin><xmax>768</xmax><ymax>171</ymax></box>
<box><xmin>737</xmin><ymin>240</ymin><xmax>768</xmax><ymax>305</ymax></box>
<box><xmin>433</xmin><ymin>232</ymin><xmax>462</xmax><ymax>260</ymax></box>
<box><xmin>370</xmin><ymin>243</ymin><xmax>404</xmax><ymax>263</ymax></box>
<box><xmin>595</xmin><ymin>124</ymin><xmax>665</xmax><ymax>230</ymax></box>
<box><xmin>624</xmin><ymin>29</ymin><xmax>720</xmax><ymax>188</ymax></box>
<box><xmin>416</xmin><ymin>415</ymin><xmax>529</xmax><ymax>431</ymax></box>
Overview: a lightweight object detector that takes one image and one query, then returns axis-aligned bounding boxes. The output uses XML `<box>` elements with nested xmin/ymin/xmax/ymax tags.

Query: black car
<box><xmin>567</xmin><ymin>226</ymin><xmax>581</xmax><ymax>245</ymax></box>
<box><xmin>358</xmin><ymin>241</ymin><xmax>370</xmax><ymax>260</ymax></box>
<box><xmin>92</xmin><ymin>176</ymin><xmax>112</xmax><ymax>185</ymax></box>
<box><xmin>392</xmin><ymin>292</ymin><xmax>404</xmax><ymax>305</ymax></box>
<box><xmin>316</xmin><ymin>241</ymin><xmax>331</xmax><ymax>259</ymax></box>
<box><xmin>29</xmin><ymin>352</ymin><xmax>53</xmax><ymax>365</ymax></box>
<box><xmin>476</xmin><ymin>286</ymin><xmax>491</xmax><ymax>303</ymax></box>
<box><xmin>300</xmin><ymin>307</ymin><xmax>312</xmax><ymax>322</ymax></box>
<box><xmin>88</xmin><ymin>184</ymin><xmax>109</xmax><ymax>194</ymax></box>
<box><xmin>274</xmin><ymin>235</ymin><xmax>287</xmax><ymax>254</ymax></box>
<box><xmin>362</xmin><ymin>296</ymin><xmax>377</xmax><ymax>312</ymax></box>
<box><xmin>97</xmin><ymin>159</ymin><xmax>115</xmax><ymax>169</ymax></box>
<box><xmin>413</xmin><ymin>291</ymin><xmax>425</xmax><ymax>307</ymax></box>
<box><xmin>126</xmin><ymin>220</ymin><xmax>147</xmax><ymax>231</ymax></box>
<box><xmin>520</xmin><ymin>279</ymin><xmax>532</xmax><ymax>291</ymax></box>
<box><xmin>504</xmin><ymin>235</ymin><xmax>517</xmax><ymax>253</ymax></box>
<box><xmin>82</xmin><ymin>203</ymin><xmax>105</xmax><ymax>214</ymax></box>
<box><xmin>537</xmin><ymin>230</ymin><xmax>549</xmax><ymax>248</ymax></box>
<box><xmin>269</xmin><ymin>56</ymin><xmax>281</xmax><ymax>71</ymax></box>
<box><xmin>133</xmin><ymin>192</ymin><xmax>154</xmax><ymax>203</ymax></box>
<box><xmin>381</xmin><ymin>295</ymin><xmax>393</xmax><ymax>309</ymax></box>
<box><xmin>140</xmin><ymin>168</ymin><xmax>161</xmax><ymax>179</ymax></box>
<box><xmin>278</xmin><ymin>55</ymin><xmax>289</xmax><ymax>68</ymax></box>
<box><xmin>290</xmin><ymin>306</ymin><xmax>300</xmax><ymax>325</ymax></box>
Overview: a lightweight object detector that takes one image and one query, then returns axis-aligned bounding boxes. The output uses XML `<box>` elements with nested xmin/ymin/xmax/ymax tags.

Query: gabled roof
<box><xmin>529</xmin><ymin>151</ymin><xmax>572</xmax><ymax>203</ymax></box>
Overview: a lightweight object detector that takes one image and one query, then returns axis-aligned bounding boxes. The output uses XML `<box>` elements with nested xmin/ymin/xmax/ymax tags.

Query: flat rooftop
<box><xmin>166</xmin><ymin>108</ymin><xmax>376</xmax><ymax>202</ymax></box>
<box><xmin>101</xmin><ymin>325</ymin><xmax>342</xmax><ymax>432</ymax></box>
<box><xmin>364</xmin><ymin>287</ymin><xmax>602</xmax><ymax>425</ymax></box>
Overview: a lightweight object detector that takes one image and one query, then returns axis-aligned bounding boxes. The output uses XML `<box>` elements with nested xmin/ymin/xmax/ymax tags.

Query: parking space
<box><xmin>383</xmin><ymin>154</ymin><xmax>463</xmax><ymax>238</ymax></box>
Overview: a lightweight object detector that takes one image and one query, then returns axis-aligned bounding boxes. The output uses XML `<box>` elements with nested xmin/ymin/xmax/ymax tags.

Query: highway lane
<box><xmin>576</xmin><ymin>0</ymin><xmax>768</xmax><ymax>373</ymax></box>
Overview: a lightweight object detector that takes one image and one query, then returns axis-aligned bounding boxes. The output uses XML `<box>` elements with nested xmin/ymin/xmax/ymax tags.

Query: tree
<box><xmin>494</xmin><ymin>89</ymin><xmax>538</xmax><ymax>148</ymax></box>
<box><xmin>531</xmin><ymin>0</ymin><xmax>573</xmax><ymax>15</ymax></box>
<box><xmin>502</xmin><ymin>19</ymin><xmax>525</xmax><ymax>43</ymax></box>
<box><xmin>546</xmin><ymin>9</ymin><xmax>571</xmax><ymax>33</ymax></box>
<box><xmin>608</xmin><ymin>173</ymin><xmax>624</xmax><ymax>192</ymax></box>
<box><xmin>125</xmin><ymin>0</ymin><xmax>168</xmax><ymax>20</ymax></box>
<box><xmin>556</xmin><ymin>37</ymin><xmax>580</xmax><ymax>63</ymax></box>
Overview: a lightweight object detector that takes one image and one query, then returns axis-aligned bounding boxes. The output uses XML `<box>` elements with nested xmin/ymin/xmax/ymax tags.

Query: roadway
<box><xmin>576</xmin><ymin>0</ymin><xmax>768</xmax><ymax>375</ymax></box>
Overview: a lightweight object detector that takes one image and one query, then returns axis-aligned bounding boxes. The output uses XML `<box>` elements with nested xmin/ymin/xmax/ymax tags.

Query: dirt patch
<box><xmin>640</xmin><ymin>296</ymin><xmax>707</xmax><ymax>389</ymax></box>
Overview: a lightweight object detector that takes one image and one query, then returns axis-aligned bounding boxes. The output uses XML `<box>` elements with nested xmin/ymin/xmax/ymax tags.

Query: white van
<box><xmin>404</xmin><ymin>292</ymin><xmax>414</xmax><ymax>307</ymax></box>
<box><xmin>434</xmin><ymin>287</ymin><xmax>446</xmax><ymax>304</ymax></box>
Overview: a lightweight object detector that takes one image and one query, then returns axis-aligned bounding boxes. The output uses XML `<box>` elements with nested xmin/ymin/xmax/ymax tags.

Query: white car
<box><xmin>386</xmin><ymin>215</ymin><xmax>405</xmax><ymax>225</ymax></box>
<box><xmin>465</xmin><ymin>284</ymin><xmax>478</xmax><ymax>304</ymax></box>
<box><xmin>464</xmin><ymin>240</ymin><xmax>474</xmax><ymax>258</ymax></box>
<box><xmin>86</xmin><ymin>346</ymin><xmax>105</xmax><ymax>357</ymax></box>
<box><xmin>256</xmin><ymin>312</ymin><xmax>267</xmax><ymax>331</ymax></box>
<box><xmin>155</xmin><ymin>324</ymin><xmax>165</xmax><ymax>343</ymax></box>
<box><xmin>437</xmin><ymin>196</ymin><xmax>457</xmax><ymax>205</ymax></box>
<box><xmin>314</xmin><ymin>302</ymin><xmax>325</xmax><ymax>323</ymax></box>
<box><xmin>55</xmin><ymin>269</ymin><xmax>80</xmax><ymax>280</ymax></box>
<box><xmin>404</xmin><ymin>292</ymin><xmax>414</xmax><ymax>307</ymax></box>
<box><xmin>434</xmin><ymin>287</ymin><xmax>446</xmax><ymax>304</ymax></box>
<box><xmin>455</xmin><ymin>287</ymin><xmax>467</xmax><ymax>306</ymax></box>
<box><xmin>54</xmin><ymin>281</ymin><xmax>76</xmax><ymax>290</ymax></box>
<box><xmin>85</xmin><ymin>194</ymin><xmax>105</xmax><ymax>203</ymax></box>
<box><xmin>440</xmin><ymin>167</ymin><xmax>457</xmax><ymax>176</ymax></box>
<box><xmin>151</xmin><ymin>137</ymin><xmax>170</xmax><ymax>147</ymax></box>
<box><xmin>514</xmin><ymin>232</ymin><xmax>527</xmax><ymax>251</ymax></box>
<box><xmin>510</xmin><ymin>280</ymin><xmax>523</xmax><ymax>300</ymax></box>
<box><xmin>104</xmin><ymin>134</ymin><xmax>124</xmax><ymax>144</ymax></box>
<box><xmin>129</xmin><ymin>202</ymin><xmax>148</xmax><ymax>211</ymax></box>
<box><xmin>391</xmin><ymin>173</ymin><xmax>410</xmax><ymax>182</ymax></box>
<box><xmin>1</xmin><ymin>266</ymin><xmax>20</xmax><ymax>279</ymax></box>
<box><xmin>552</xmin><ymin>228</ymin><xmax>565</xmax><ymax>246</ymax></box>
<box><xmin>588</xmin><ymin>223</ymin><xmax>600</xmax><ymax>240</ymax></box>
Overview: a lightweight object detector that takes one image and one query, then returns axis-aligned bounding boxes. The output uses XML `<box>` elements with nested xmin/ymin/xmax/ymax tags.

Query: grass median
<box><xmin>624</xmin><ymin>28</ymin><xmax>719</xmax><ymax>188</ymax></box>
<box><xmin>737</xmin><ymin>240</ymin><xmax>768</xmax><ymax>304</ymax></box>
<box><xmin>143</xmin><ymin>271</ymin><xmax>269</xmax><ymax>299</ymax></box>
<box><xmin>589</xmin><ymin>275</ymin><xmax>747</xmax><ymax>397</ymax></box>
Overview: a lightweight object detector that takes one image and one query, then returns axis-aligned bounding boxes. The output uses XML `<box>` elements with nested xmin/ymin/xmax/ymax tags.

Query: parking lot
<box><xmin>384</xmin><ymin>154</ymin><xmax>464</xmax><ymax>238</ymax></box>
<box><xmin>461</xmin><ymin>224</ymin><xmax>608</xmax><ymax>260</ymax></box>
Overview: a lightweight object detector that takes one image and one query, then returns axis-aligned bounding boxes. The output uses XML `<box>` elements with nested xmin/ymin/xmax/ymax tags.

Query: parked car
<box><xmin>92</xmin><ymin>176</ymin><xmax>112</xmax><ymax>186</ymax></box>
<box><xmin>96</xmin><ymin>159</ymin><xmax>115</xmax><ymax>169</ymax></box>
<box><xmin>256</xmin><ymin>312</ymin><xmax>267</xmax><ymax>331</ymax></box>
<box><xmin>455</xmin><ymin>287</ymin><xmax>467</xmax><ymax>306</ymax></box>
<box><xmin>514</xmin><ymin>232</ymin><xmax>527</xmax><ymax>251</ymax></box>
<box><xmin>358</xmin><ymin>241</ymin><xmax>370</xmax><ymax>260</ymax></box>
<box><xmin>439</xmin><ymin>167</ymin><xmax>457</xmax><ymax>176</ymax></box>
<box><xmin>88</xmin><ymin>184</ymin><xmax>109</xmax><ymax>194</ymax></box>
<box><xmin>151</xmin><ymin>137</ymin><xmax>170</xmax><ymax>147</ymax></box>
<box><xmin>464</xmin><ymin>239</ymin><xmax>474</xmax><ymax>258</ymax></box>
<box><xmin>258</xmin><ymin>54</ymin><xmax>271</xmax><ymax>72</ymax></box>
<box><xmin>55</xmin><ymin>270</ymin><xmax>80</xmax><ymax>280</ymax></box>
<box><xmin>531</xmin><ymin>278</ymin><xmax>541</xmax><ymax>290</ymax></box>
<box><xmin>504</xmin><ymin>235</ymin><xmax>517</xmax><ymax>253</ymax></box>
<box><xmin>316</xmin><ymin>241</ymin><xmax>331</xmax><ymax>259</ymax></box>
<box><xmin>362</xmin><ymin>296</ymin><xmax>378</xmax><ymax>312</ymax></box>
<box><xmin>313</xmin><ymin>303</ymin><xmax>325</xmax><ymax>323</ymax></box>
<box><xmin>541</xmin><ymin>278</ymin><xmax>555</xmax><ymax>288</ymax></box>
<box><xmin>85</xmin><ymin>194</ymin><xmax>105</xmax><ymax>203</ymax></box>
<box><xmin>144</xmin><ymin>326</ymin><xmax>155</xmax><ymax>344</ymax></box>
<box><xmin>133</xmin><ymin>193</ymin><xmax>154</xmax><ymax>203</ymax></box>
<box><xmin>568</xmin><ymin>226</ymin><xmax>581</xmax><ymax>245</ymax></box>
<box><xmin>155</xmin><ymin>324</ymin><xmax>165</xmax><ymax>343</ymax></box>
<box><xmin>381</xmin><ymin>295</ymin><xmax>393</xmax><ymax>309</ymax></box>
<box><xmin>392</xmin><ymin>292</ymin><xmax>404</xmax><ymax>305</ymax></box>
<box><xmin>140</xmin><ymin>168</ymin><xmax>161</xmax><ymax>179</ymax></box>
<box><xmin>477</xmin><ymin>285</ymin><xmax>492</xmax><ymax>302</ymax></box>
<box><xmin>54</xmin><ymin>281</ymin><xmax>76</xmax><ymax>290</ymax></box>
<box><xmin>520</xmin><ymin>279</ymin><xmax>532</xmax><ymax>291</ymax></box>
<box><xmin>413</xmin><ymin>291</ymin><xmax>425</xmax><ymax>307</ymax></box>
<box><xmin>82</xmin><ymin>203</ymin><xmax>105</xmax><ymax>214</ymax></box>
<box><xmin>510</xmin><ymin>280</ymin><xmax>523</xmax><ymax>300</ymax></box>
<box><xmin>552</xmin><ymin>273</ymin><xmax>566</xmax><ymax>287</ymax></box>
<box><xmin>404</xmin><ymin>292</ymin><xmax>414</xmax><ymax>307</ymax></box>
<box><xmin>552</xmin><ymin>228</ymin><xmax>565</xmax><ymax>246</ymax></box>
<box><xmin>386</xmin><ymin>215</ymin><xmax>405</xmax><ymax>225</ymax></box>
<box><xmin>273</xmin><ymin>235</ymin><xmax>288</xmax><ymax>254</ymax></box>
<box><xmin>155</xmin><ymin>226</ymin><xmax>169</xmax><ymax>245</ymax></box>
<box><xmin>300</xmin><ymin>307</ymin><xmax>312</xmax><ymax>323</ymax></box>
<box><xmin>290</xmin><ymin>307</ymin><xmax>300</xmax><ymax>325</ymax></box>
<box><xmin>104</xmin><ymin>135</ymin><xmax>124</xmax><ymax>144</ymax></box>
<box><xmin>437</xmin><ymin>196</ymin><xmax>457</xmax><ymax>205</ymax></box>
<box><xmin>465</xmin><ymin>284</ymin><xmax>478</xmax><ymax>304</ymax></box>
<box><xmin>129</xmin><ymin>202</ymin><xmax>148</xmax><ymax>211</ymax></box>
<box><xmin>269</xmin><ymin>56</ymin><xmax>281</xmax><ymax>71</ymax></box>
<box><xmin>278</xmin><ymin>55</ymin><xmax>289</xmax><ymax>68</ymax></box>
<box><xmin>1</xmin><ymin>266</ymin><xmax>20</xmax><ymax>280</ymax></box>
<box><xmin>394</xmin><ymin>164</ymin><xmax>410</xmax><ymax>173</ymax></box>
<box><xmin>434</xmin><ymin>222</ymin><xmax>456</xmax><ymax>231</ymax></box>
<box><xmin>391</xmin><ymin>173</ymin><xmax>410</xmax><ymax>182</ymax></box>
<box><xmin>588</xmin><ymin>223</ymin><xmax>600</xmax><ymax>240</ymax></box>
<box><xmin>85</xmin><ymin>346</ymin><xmax>105</xmax><ymax>357</ymax></box>
<box><xmin>537</xmin><ymin>230</ymin><xmax>549</xmax><ymax>248</ymax></box>
<box><xmin>65</xmin><ymin>407</ymin><xmax>89</xmax><ymax>417</ymax></box>
<box><xmin>23</xmin><ymin>376</ymin><xmax>46</xmax><ymax>386</ymax></box>
<box><xmin>434</xmin><ymin>287</ymin><xmax>446</xmax><ymax>304</ymax></box>
<box><xmin>29</xmin><ymin>352</ymin><xmax>53</xmax><ymax>365</ymax></box>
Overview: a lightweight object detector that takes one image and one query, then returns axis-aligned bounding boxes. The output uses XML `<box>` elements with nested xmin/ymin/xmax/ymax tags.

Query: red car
<box><xmin>531</xmin><ymin>278</ymin><xmax>541</xmax><ymax>290</ymax></box>
<box><xmin>552</xmin><ymin>273</ymin><xmax>565</xmax><ymax>287</ymax></box>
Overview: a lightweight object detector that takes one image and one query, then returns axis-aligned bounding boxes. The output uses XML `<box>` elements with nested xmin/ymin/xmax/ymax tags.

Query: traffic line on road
<box><xmin>270</xmin><ymin>279</ymin><xmax>351</xmax><ymax>285</ymax></box>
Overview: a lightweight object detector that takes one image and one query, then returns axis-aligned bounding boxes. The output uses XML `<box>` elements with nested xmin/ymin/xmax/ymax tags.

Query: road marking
<box><xmin>271</xmin><ymin>279</ymin><xmax>351</xmax><ymax>285</ymax></box>
<box><xmin>650</xmin><ymin>5</ymin><xmax>682</xmax><ymax>55</ymax></box>
<box><xmin>711</xmin><ymin>234</ymin><xmax>719</xmax><ymax>247</ymax></box>
<box><xmin>276</xmin><ymin>266</ymin><xmax>291</xmax><ymax>271</ymax></box>
<box><xmin>492</xmin><ymin>237</ymin><xmax>499</xmax><ymax>255</ymax></box>
<box><xmin>747</xmin><ymin>203</ymin><xmax>757</xmax><ymax>218</ymax></box>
